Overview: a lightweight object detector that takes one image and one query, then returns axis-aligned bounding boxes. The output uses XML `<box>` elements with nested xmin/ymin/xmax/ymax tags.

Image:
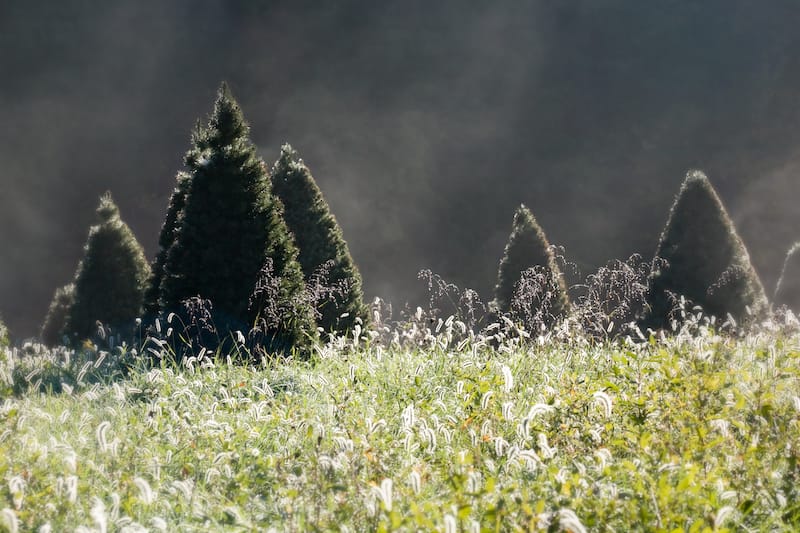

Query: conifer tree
<box><xmin>647</xmin><ymin>170</ymin><xmax>768</xmax><ymax>328</ymax></box>
<box><xmin>143</xmin><ymin>171</ymin><xmax>190</xmax><ymax>318</ymax></box>
<box><xmin>493</xmin><ymin>204</ymin><xmax>569</xmax><ymax>327</ymax></box>
<box><xmin>775</xmin><ymin>243</ymin><xmax>800</xmax><ymax>312</ymax></box>
<box><xmin>41</xmin><ymin>283</ymin><xmax>75</xmax><ymax>346</ymax></box>
<box><xmin>65</xmin><ymin>193</ymin><xmax>151</xmax><ymax>341</ymax></box>
<box><xmin>269</xmin><ymin>144</ymin><xmax>368</xmax><ymax>336</ymax></box>
<box><xmin>158</xmin><ymin>83</ymin><xmax>315</xmax><ymax>353</ymax></box>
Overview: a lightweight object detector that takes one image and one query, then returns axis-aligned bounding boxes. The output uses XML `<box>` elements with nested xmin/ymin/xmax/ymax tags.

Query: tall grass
<box><xmin>2</xmin><ymin>298</ymin><xmax>799</xmax><ymax>530</ymax></box>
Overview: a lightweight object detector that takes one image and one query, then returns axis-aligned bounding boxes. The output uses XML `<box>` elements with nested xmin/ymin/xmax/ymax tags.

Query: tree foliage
<box><xmin>158</xmin><ymin>83</ymin><xmax>315</xmax><ymax>354</ymax></box>
<box><xmin>493</xmin><ymin>204</ymin><xmax>569</xmax><ymax>328</ymax></box>
<box><xmin>65</xmin><ymin>193</ymin><xmax>151</xmax><ymax>341</ymax></box>
<box><xmin>646</xmin><ymin>170</ymin><xmax>768</xmax><ymax>328</ymax></box>
<box><xmin>143</xmin><ymin>171</ymin><xmax>190</xmax><ymax>319</ymax></box>
<box><xmin>40</xmin><ymin>283</ymin><xmax>75</xmax><ymax>346</ymax></box>
<box><xmin>775</xmin><ymin>242</ymin><xmax>800</xmax><ymax>312</ymax></box>
<box><xmin>269</xmin><ymin>144</ymin><xmax>368</xmax><ymax>337</ymax></box>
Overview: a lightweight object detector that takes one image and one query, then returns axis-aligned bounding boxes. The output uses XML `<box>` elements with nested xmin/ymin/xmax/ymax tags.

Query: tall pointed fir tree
<box><xmin>143</xmin><ymin>171</ymin><xmax>190</xmax><ymax>319</ymax></box>
<box><xmin>646</xmin><ymin>170</ymin><xmax>768</xmax><ymax>328</ymax></box>
<box><xmin>775</xmin><ymin>243</ymin><xmax>800</xmax><ymax>312</ymax></box>
<box><xmin>64</xmin><ymin>193</ymin><xmax>151</xmax><ymax>341</ymax></box>
<box><xmin>158</xmin><ymin>83</ymin><xmax>316</xmax><ymax>355</ymax></box>
<box><xmin>493</xmin><ymin>204</ymin><xmax>569</xmax><ymax>328</ymax></box>
<box><xmin>269</xmin><ymin>144</ymin><xmax>368</xmax><ymax>337</ymax></box>
<box><xmin>41</xmin><ymin>283</ymin><xmax>75</xmax><ymax>346</ymax></box>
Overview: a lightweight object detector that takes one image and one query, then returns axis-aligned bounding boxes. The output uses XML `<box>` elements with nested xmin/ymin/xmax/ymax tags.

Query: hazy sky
<box><xmin>1</xmin><ymin>0</ymin><xmax>799</xmax><ymax>338</ymax></box>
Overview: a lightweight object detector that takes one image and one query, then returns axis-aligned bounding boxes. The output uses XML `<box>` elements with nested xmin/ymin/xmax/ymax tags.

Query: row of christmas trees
<box><xmin>41</xmin><ymin>83</ymin><xmax>368</xmax><ymax>353</ymax></box>
<box><xmin>493</xmin><ymin>170</ymin><xmax>800</xmax><ymax>329</ymax></box>
<box><xmin>35</xmin><ymin>83</ymin><xmax>800</xmax><ymax>354</ymax></box>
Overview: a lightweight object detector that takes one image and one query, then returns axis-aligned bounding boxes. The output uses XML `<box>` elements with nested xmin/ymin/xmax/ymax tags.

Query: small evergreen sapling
<box><xmin>41</xmin><ymin>283</ymin><xmax>75</xmax><ymax>346</ymax></box>
<box><xmin>775</xmin><ymin>243</ymin><xmax>800</xmax><ymax>312</ymax></box>
<box><xmin>65</xmin><ymin>193</ymin><xmax>151</xmax><ymax>341</ymax></box>
<box><xmin>158</xmin><ymin>83</ymin><xmax>315</xmax><ymax>354</ymax></box>
<box><xmin>647</xmin><ymin>170</ymin><xmax>768</xmax><ymax>328</ymax></box>
<box><xmin>269</xmin><ymin>144</ymin><xmax>369</xmax><ymax>337</ymax></box>
<box><xmin>493</xmin><ymin>204</ymin><xmax>569</xmax><ymax>329</ymax></box>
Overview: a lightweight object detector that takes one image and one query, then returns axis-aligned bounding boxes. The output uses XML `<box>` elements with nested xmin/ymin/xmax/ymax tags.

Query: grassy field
<box><xmin>1</xmin><ymin>317</ymin><xmax>800</xmax><ymax>532</ymax></box>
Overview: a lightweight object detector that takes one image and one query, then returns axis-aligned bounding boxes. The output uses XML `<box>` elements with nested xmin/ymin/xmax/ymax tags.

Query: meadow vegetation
<box><xmin>2</xmin><ymin>302</ymin><xmax>800</xmax><ymax>531</ymax></box>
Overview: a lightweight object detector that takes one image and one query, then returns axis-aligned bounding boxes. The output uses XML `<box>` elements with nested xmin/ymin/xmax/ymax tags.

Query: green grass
<box><xmin>1</xmin><ymin>321</ymin><xmax>800</xmax><ymax>531</ymax></box>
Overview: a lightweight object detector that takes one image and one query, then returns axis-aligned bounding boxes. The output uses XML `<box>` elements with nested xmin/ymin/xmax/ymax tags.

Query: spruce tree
<box><xmin>269</xmin><ymin>144</ymin><xmax>368</xmax><ymax>337</ymax></box>
<box><xmin>143</xmin><ymin>171</ymin><xmax>190</xmax><ymax>318</ymax></box>
<box><xmin>41</xmin><ymin>283</ymin><xmax>75</xmax><ymax>346</ymax></box>
<box><xmin>65</xmin><ymin>193</ymin><xmax>151</xmax><ymax>341</ymax></box>
<box><xmin>158</xmin><ymin>83</ymin><xmax>315</xmax><ymax>353</ymax></box>
<box><xmin>775</xmin><ymin>243</ymin><xmax>800</xmax><ymax>312</ymax></box>
<box><xmin>493</xmin><ymin>204</ymin><xmax>569</xmax><ymax>327</ymax></box>
<box><xmin>647</xmin><ymin>170</ymin><xmax>768</xmax><ymax>328</ymax></box>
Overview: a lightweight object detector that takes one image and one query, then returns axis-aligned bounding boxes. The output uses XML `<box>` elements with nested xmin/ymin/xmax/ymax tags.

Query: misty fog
<box><xmin>1</xmin><ymin>0</ymin><xmax>799</xmax><ymax>338</ymax></box>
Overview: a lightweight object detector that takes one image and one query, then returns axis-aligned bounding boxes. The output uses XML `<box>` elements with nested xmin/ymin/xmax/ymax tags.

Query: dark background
<box><xmin>1</xmin><ymin>0</ymin><xmax>799</xmax><ymax>339</ymax></box>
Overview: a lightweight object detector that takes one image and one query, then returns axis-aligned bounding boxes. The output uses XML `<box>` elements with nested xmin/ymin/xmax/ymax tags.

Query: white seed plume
<box><xmin>407</xmin><ymin>471</ymin><xmax>421</xmax><ymax>495</ymax></box>
<box><xmin>501</xmin><ymin>364</ymin><xmax>514</xmax><ymax>392</ymax></box>
<box><xmin>480</xmin><ymin>390</ymin><xmax>494</xmax><ymax>410</ymax></box>
<box><xmin>592</xmin><ymin>391</ymin><xmax>613</xmax><ymax>418</ymax></box>
<box><xmin>714</xmin><ymin>506</ymin><xmax>734</xmax><ymax>529</ymax></box>
<box><xmin>90</xmin><ymin>497</ymin><xmax>107</xmax><ymax>533</ymax></box>
<box><xmin>444</xmin><ymin>514</ymin><xmax>457</xmax><ymax>533</ymax></box>
<box><xmin>150</xmin><ymin>517</ymin><xmax>168</xmax><ymax>532</ymax></box>
<box><xmin>96</xmin><ymin>421</ymin><xmax>111</xmax><ymax>453</ymax></box>
<box><xmin>502</xmin><ymin>401</ymin><xmax>515</xmax><ymax>421</ymax></box>
<box><xmin>1</xmin><ymin>508</ymin><xmax>18</xmax><ymax>533</ymax></box>
<box><xmin>378</xmin><ymin>478</ymin><xmax>393</xmax><ymax>512</ymax></box>
<box><xmin>134</xmin><ymin>477</ymin><xmax>155</xmax><ymax>505</ymax></box>
<box><xmin>8</xmin><ymin>476</ymin><xmax>24</xmax><ymax>510</ymax></box>
<box><xmin>527</xmin><ymin>403</ymin><xmax>554</xmax><ymax>419</ymax></box>
<box><xmin>557</xmin><ymin>509</ymin><xmax>586</xmax><ymax>533</ymax></box>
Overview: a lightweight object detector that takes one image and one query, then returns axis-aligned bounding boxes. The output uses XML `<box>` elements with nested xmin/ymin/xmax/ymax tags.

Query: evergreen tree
<box><xmin>65</xmin><ymin>193</ymin><xmax>151</xmax><ymax>341</ymax></box>
<box><xmin>143</xmin><ymin>171</ymin><xmax>190</xmax><ymax>318</ymax></box>
<box><xmin>493</xmin><ymin>204</ymin><xmax>569</xmax><ymax>327</ymax></box>
<box><xmin>159</xmin><ymin>83</ymin><xmax>315</xmax><ymax>353</ymax></box>
<box><xmin>269</xmin><ymin>144</ymin><xmax>369</xmax><ymax>337</ymax></box>
<box><xmin>775</xmin><ymin>243</ymin><xmax>800</xmax><ymax>312</ymax></box>
<box><xmin>41</xmin><ymin>283</ymin><xmax>75</xmax><ymax>346</ymax></box>
<box><xmin>647</xmin><ymin>170</ymin><xmax>768</xmax><ymax>328</ymax></box>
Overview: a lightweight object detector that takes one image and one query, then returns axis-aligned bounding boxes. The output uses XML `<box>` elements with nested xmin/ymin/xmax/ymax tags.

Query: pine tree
<box><xmin>493</xmin><ymin>204</ymin><xmax>569</xmax><ymax>328</ymax></box>
<box><xmin>158</xmin><ymin>83</ymin><xmax>315</xmax><ymax>353</ymax></box>
<box><xmin>143</xmin><ymin>171</ymin><xmax>190</xmax><ymax>318</ymax></box>
<box><xmin>647</xmin><ymin>170</ymin><xmax>768</xmax><ymax>328</ymax></box>
<box><xmin>775</xmin><ymin>243</ymin><xmax>800</xmax><ymax>312</ymax></box>
<box><xmin>65</xmin><ymin>193</ymin><xmax>151</xmax><ymax>341</ymax></box>
<box><xmin>269</xmin><ymin>144</ymin><xmax>369</xmax><ymax>337</ymax></box>
<box><xmin>41</xmin><ymin>283</ymin><xmax>75</xmax><ymax>346</ymax></box>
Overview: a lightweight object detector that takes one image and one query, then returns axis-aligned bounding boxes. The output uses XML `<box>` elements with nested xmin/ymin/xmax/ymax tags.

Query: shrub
<box><xmin>775</xmin><ymin>242</ymin><xmax>800</xmax><ymax>312</ymax></box>
<box><xmin>40</xmin><ymin>283</ymin><xmax>75</xmax><ymax>346</ymax></box>
<box><xmin>646</xmin><ymin>170</ymin><xmax>768</xmax><ymax>328</ymax></box>
<box><xmin>269</xmin><ymin>145</ymin><xmax>369</xmax><ymax>337</ymax></box>
<box><xmin>64</xmin><ymin>193</ymin><xmax>151</xmax><ymax>342</ymax></box>
<box><xmin>158</xmin><ymin>83</ymin><xmax>316</xmax><ymax>355</ymax></box>
<box><xmin>493</xmin><ymin>204</ymin><xmax>569</xmax><ymax>329</ymax></box>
